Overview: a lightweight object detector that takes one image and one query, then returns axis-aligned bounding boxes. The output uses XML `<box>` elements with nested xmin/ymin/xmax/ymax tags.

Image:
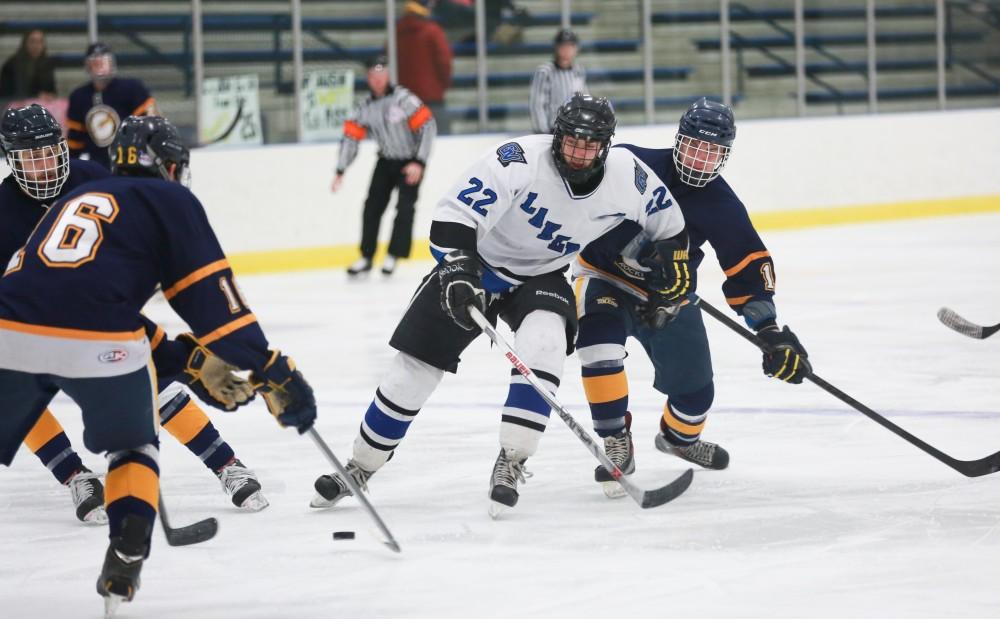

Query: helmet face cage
<box><xmin>85</xmin><ymin>44</ymin><xmax>116</xmax><ymax>85</ymax></box>
<box><xmin>8</xmin><ymin>141</ymin><xmax>70</xmax><ymax>200</ymax></box>
<box><xmin>672</xmin><ymin>134</ymin><xmax>731</xmax><ymax>188</ymax></box>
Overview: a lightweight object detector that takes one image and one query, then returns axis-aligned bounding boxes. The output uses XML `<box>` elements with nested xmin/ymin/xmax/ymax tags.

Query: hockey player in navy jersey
<box><xmin>66</xmin><ymin>42</ymin><xmax>158</xmax><ymax>169</ymax></box>
<box><xmin>311</xmin><ymin>94</ymin><xmax>691</xmax><ymax>518</ymax></box>
<box><xmin>0</xmin><ymin>114</ymin><xmax>316</xmax><ymax>615</ymax></box>
<box><xmin>0</xmin><ymin>104</ymin><xmax>270</xmax><ymax>522</ymax></box>
<box><xmin>573</xmin><ymin>98</ymin><xmax>811</xmax><ymax>498</ymax></box>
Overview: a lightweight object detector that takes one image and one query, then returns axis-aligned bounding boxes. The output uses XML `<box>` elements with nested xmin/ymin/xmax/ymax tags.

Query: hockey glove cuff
<box><xmin>249</xmin><ymin>351</ymin><xmax>317</xmax><ymax>433</ymax></box>
<box><xmin>757</xmin><ymin>325</ymin><xmax>812</xmax><ymax>384</ymax></box>
<box><xmin>178</xmin><ymin>333</ymin><xmax>256</xmax><ymax>411</ymax></box>
<box><xmin>438</xmin><ymin>250</ymin><xmax>486</xmax><ymax>331</ymax></box>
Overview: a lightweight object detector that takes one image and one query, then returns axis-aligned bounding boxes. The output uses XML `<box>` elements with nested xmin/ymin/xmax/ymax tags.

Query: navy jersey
<box><xmin>579</xmin><ymin>144</ymin><xmax>775</xmax><ymax>321</ymax></box>
<box><xmin>66</xmin><ymin>78</ymin><xmax>157</xmax><ymax>168</ymax></box>
<box><xmin>0</xmin><ymin>176</ymin><xmax>269</xmax><ymax>378</ymax></box>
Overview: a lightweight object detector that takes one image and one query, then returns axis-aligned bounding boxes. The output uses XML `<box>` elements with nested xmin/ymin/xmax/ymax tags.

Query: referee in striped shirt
<box><xmin>333</xmin><ymin>54</ymin><xmax>437</xmax><ymax>276</ymax></box>
<box><xmin>529</xmin><ymin>29</ymin><xmax>588</xmax><ymax>134</ymax></box>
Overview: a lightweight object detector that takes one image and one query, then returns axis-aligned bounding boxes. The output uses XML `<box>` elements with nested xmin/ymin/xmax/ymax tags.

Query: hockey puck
<box><xmin>332</xmin><ymin>531</ymin><xmax>356</xmax><ymax>540</ymax></box>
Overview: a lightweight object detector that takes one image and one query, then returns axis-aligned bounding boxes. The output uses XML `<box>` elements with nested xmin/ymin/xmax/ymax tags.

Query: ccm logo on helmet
<box><xmin>98</xmin><ymin>349</ymin><xmax>129</xmax><ymax>363</ymax></box>
<box><xmin>698</xmin><ymin>128</ymin><xmax>720</xmax><ymax>137</ymax></box>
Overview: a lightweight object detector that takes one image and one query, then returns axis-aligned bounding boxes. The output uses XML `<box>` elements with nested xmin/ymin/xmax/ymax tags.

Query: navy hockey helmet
<box><xmin>85</xmin><ymin>40</ymin><xmax>116</xmax><ymax>85</ymax></box>
<box><xmin>551</xmin><ymin>93</ymin><xmax>616</xmax><ymax>184</ymax></box>
<box><xmin>673</xmin><ymin>97</ymin><xmax>736</xmax><ymax>187</ymax></box>
<box><xmin>110</xmin><ymin>116</ymin><xmax>190</xmax><ymax>185</ymax></box>
<box><xmin>0</xmin><ymin>103</ymin><xmax>69</xmax><ymax>200</ymax></box>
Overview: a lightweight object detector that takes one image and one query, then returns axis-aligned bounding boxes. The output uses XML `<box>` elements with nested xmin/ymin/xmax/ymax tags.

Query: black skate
<box><xmin>381</xmin><ymin>255</ymin><xmax>397</xmax><ymax>276</ymax></box>
<box><xmin>69</xmin><ymin>466</ymin><xmax>107</xmax><ymax>525</ymax></box>
<box><xmin>655</xmin><ymin>433</ymin><xmax>730</xmax><ymax>470</ymax></box>
<box><xmin>216</xmin><ymin>458</ymin><xmax>268</xmax><ymax>511</ymax></box>
<box><xmin>96</xmin><ymin>515</ymin><xmax>150</xmax><ymax>618</ymax></box>
<box><xmin>594</xmin><ymin>412</ymin><xmax>635</xmax><ymax>499</ymax></box>
<box><xmin>347</xmin><ymin>257</ymin><xmax>372</xmax><ymax>277</ymax></box>
<box><xmin>310</xmin><ymin>459</ymin><xmax>373</xmax><ymax>509</ymax></box>
<box><xmin>488</xmin><ymin>448</ymin><xmax>530</xmax><ymax>519</ymax></box>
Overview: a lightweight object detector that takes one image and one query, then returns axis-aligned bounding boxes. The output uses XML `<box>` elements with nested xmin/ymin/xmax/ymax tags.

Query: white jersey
<box><xmin>431</xmin><ymin>134</ymin><xmax>684</xmax><ymax>292</ymax></box>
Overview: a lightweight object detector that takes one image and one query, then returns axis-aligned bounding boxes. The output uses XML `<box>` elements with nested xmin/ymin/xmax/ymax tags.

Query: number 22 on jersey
<box><xmin>38</xmin><ymin>192</ymin><xmax>120</xmax><ymax>268</ymax></box>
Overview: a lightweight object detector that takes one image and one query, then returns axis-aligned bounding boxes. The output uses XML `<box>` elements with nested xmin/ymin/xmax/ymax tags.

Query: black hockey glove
<box><xmin>639</xmin><ymin>237</ymin><xmax>692</xmax><ymax>329</ymax></box>
<box><xmin>757</xmin><ymin>324</ymin><xmax>812</xmax><ymax>384</ymax></box>
<box><xmin>438</xmin><ymin>250</ymin><xmax>486</xmax><ymax>331</ymax></box>
<box><xmin>249</xmin><ymin>352</ymin><xmax>317</xmax><ymax>433</ymax></box>
<box><xmin>177</xmin><ymin>333</ymin><xmax>256</xmax><ymax>411</ymax></box>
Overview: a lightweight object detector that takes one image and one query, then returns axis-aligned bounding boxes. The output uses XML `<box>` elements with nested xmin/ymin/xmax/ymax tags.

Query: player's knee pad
<box><xmin>577</xmin><ymin>314</ymin><xmax>627</xmax><ymax>368</ymax></box>
<box><xmin>514</xmin><ymin>310</ymin><xmax>567</xmax><ymax>378</ymax></box>
<box><xmin>380</xmin><ymin>352</ymin><xmax>445</xmax><ymax>411</ymax></box>
<box><xmin>670</xmin><ymin>381</ymin><xmax>715</xmax><ymax>417</ymax></box>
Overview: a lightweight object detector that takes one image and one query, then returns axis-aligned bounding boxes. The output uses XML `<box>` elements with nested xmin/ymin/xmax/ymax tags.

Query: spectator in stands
<box><xmin>434</xmin><ymin>0</ymin><xmax>528</xmax><ymax>45</ymax></box>
<box><xmin>333</xmin><ymin>55</ymin><xmax>436</xmax><ymax>277</ymax></box>
<box><xmin>66</xmin><ymin>42</ymin><xmax>158</xmax><ymax>169</ymax></box>
<box><xmin>0</xmin><ymin>29</ymin><xmax>57</xmax><ymax>101</ymax></box>
<box><xmin>397</xmin><ymin>0</ymin><xmax>453</xmax><ymax>135</ymax></box>
<box><xmin>529</xmin><ymin>29</ymin><xmax>588</xmax><ymax>133</ymax></box>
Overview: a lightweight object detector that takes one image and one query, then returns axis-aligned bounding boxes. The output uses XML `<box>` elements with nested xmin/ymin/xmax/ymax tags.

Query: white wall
<box><xmin>189</xmin><ymin>107</ymin><xmax>1000</xmax><ymax>255</ymax></box>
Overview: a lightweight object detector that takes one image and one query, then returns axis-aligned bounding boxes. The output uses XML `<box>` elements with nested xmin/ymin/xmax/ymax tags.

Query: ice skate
<box><xmin>96</xmin><ymin>515</ymin><xmax>149</xmax><ymax>617</ymax></box>
<box><xmin>594</xmin><ymin>413</ymin><xmax>635</xmax><ymax>499</ymax></box>
<box><xmin>217</xmin><ymin>459</ymin><xmax>269</xmax><ymax>511</ymax></box>
<box><xmin>488</xmin><ymin>448</ymin><xmax>530</xmax><ymax>519</ymax></box>
<box><xmin>381</xmin><ymin>255</ymin><xmax>397</xmax><ymax>276</ymax></box>
<box><xmin>655</xmin><ymin>433</ymin><xmax>730</xmax><ymax>470</ymax></box>
<box><xmin>68</xmin><ymin>466</ymin><xmax>107</xmax><ymax>524</ymax></box>
<box><xmin>310</xmin><ymin>459</ymin><xmax>373</xmax><ymax>509</ymax></box>
<box><xmin>347</xmin><ymin>257</ymin><xmax>372</xmax><ymax>277</ymax></box>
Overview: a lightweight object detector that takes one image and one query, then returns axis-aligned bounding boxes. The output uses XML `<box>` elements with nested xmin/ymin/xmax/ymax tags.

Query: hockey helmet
<box><xmin>0</xmin><ymin>103</ymin><xmax>69</xmax><ymax>200</ymax></box>
<box><xmin>110</xmin><ymin>116</ymin><xmax>190</xmax><ymax>186</ymax></box>
<box><xmin>85</xmin><ymin>41</ymin><xmax>116</xmax><ymax>85</ymax></box>
<box><xmin>673</xmin><ymin>97</ymin><xmax>735</xmax><ymax>187</ymax></box>
<box><xmin>550</xmin><ymin>93</ymin><xmax>616</xmax><ymax>184</ymax></box>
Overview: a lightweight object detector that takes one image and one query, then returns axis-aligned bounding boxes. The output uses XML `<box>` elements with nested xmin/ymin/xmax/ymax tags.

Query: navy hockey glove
<box><xmin>249</xmin><ymin>352</ymin><xmax>317</xmax><ymax>433</ymax></box>
<box><xmin>757</xmin><ymin>324</ymin><xmax>812</xmax><ymax>384</ymax></box>
<box><xmin>178</xmin><ymin>333</ymin><xmax>256</xmax><ymax>411</ymax></box>
<box><xmin>639</xmin><ymin>238</ymin><xmax>692</xmax><ymax>329</ymax></box>
<box><xmin>438</xmin><ymin>250</ymin><xmax>486</xmax><ymax>331</ymax></box>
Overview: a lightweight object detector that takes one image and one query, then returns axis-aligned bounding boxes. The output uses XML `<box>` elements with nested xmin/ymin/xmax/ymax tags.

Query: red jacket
<box><xmin>396</xmin><ymin>14</ymin><xmax>452</xmax><ymax>104</ymax></box>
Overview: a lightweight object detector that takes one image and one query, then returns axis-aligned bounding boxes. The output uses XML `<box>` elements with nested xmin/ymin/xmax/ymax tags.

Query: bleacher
<box><xmin>1</xmin><ymin>0</ymin><xmax>997</xmax><ymax>140</ymax></box>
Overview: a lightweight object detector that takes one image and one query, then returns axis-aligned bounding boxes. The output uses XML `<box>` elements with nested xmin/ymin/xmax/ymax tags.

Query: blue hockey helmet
<box><xmin>673</xmin><ymin>97</ymin><xmax>736</xmax><ymax>187</ymax></box>
<box><xmin>551</xmin><ymin>93</ymin><xmax>616</xmax><ymax>184</ymax></box>
<box><xmin>0</xmin><ymin>103</ymin><xmax>69</xmax><ymax>200</ymax></box>
<box><xmin>110</xmin><ymin>116</ymin><xmax>190</xmax><ymax>185</ymax></box>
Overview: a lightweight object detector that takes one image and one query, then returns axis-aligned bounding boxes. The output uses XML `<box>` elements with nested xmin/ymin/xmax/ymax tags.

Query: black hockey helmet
<box><xmin>550</xmin><ymin>93</ymin><xmax>616</xmax><ymax>184</ymax></box>
<box><xmin>0</xmin><ymin>103</ymin><xmax>69</xmax><ymax>200</ymax></box>
<box><xmin>84</xmin><ymin>40</ymin><xmax>116</xmax><ymax>84</ymax></box>
<box><xmin>673</xmin><ymin>97</ymin><xmax>735</xmax><ymax>187</ymax></box>
<box><xmin>110</xmin><ymin>116</ymin><xmax>190</xmax><ymax>185</ymax></box>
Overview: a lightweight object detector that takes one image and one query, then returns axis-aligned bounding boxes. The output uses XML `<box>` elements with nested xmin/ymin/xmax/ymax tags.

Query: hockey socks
<box><xmin>160</xmin><ymin>393</ymin><xmax>236</xmax><ymax>472</ymax></box>
<box><xmin>24</xmin><ymin>409</ymin><xmax>85</xmax><ymax>484</ymax></box>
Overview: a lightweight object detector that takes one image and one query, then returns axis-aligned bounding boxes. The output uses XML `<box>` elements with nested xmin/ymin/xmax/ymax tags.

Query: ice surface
<box><xmin>2</xmin><ymin>214</ymin><xmax>999</xmax><ymax>618</ymax></box>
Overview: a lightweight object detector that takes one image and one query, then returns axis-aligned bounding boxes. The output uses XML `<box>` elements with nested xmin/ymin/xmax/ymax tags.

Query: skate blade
<box><xmin>103</xmin><ymin>593</ymin><xmax>125</xmax><ymax>619</ymax></box>
<box><xmin>488</xmin><ymin>500</ymin><xmax>511</xmax><ymax>520</ymax></box>
<box><xmin>600</xmin><ymin>480</ymin><xmax>628</xmax><ymax>499</ymax></box>
<box><xmin>237</xmin><ymin>491</ymin><xmax>270</xmax><ymax>512</ymax></box>
<box><xmin>84</xmin><ymin>506</ymin><xmax>109</xmax><ymax>525</ymax></box>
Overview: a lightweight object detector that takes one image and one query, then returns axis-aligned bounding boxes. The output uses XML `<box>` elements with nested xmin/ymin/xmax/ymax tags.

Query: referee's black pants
<box><xmin>360</xmin><ymin>157</ymin><xmax>421</xmax><ymax>259</ymax></box>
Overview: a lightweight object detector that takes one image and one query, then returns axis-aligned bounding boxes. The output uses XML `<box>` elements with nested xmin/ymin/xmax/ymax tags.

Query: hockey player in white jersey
<box><xmin>312</xmin><ymin>94</ymin><xmax>692</xmax><ymax>517</ymax></box>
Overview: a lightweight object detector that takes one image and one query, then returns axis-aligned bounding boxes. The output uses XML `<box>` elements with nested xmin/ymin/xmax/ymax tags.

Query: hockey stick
<box><xmin>468</xmin><ymin>306</ymin><xmax>694</xmax><ymax>508</ymax></box>
<box><xmin>695</xmin><ymin>296</ymin><xmax>1000</xmax><ymax>477</ymax></box>
<box><xmin>307</xmin><ymin>427</ymin><xmax>401</xmax><ymax>553</ymax></box>
<box><xmin>158</xmin><ymin>491</ymin><xmax>218</xmax><ymax>546</ymax></box>
<box><xmin>937</xmin><ymin>307</ymin><xmax>1000</xmax><ymax>340</ymax></box>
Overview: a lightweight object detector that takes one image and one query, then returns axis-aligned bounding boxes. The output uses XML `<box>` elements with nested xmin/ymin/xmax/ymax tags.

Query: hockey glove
<box><xmin>178</xmin><ymin>333</ymin><xmax>256</xmax><ymax>411</ymax></box>
<box><xmin>438</xmin><ymin>250</ymin><xmax>486</xmax><ymax>331</ymax></box>
<box><xmin>757</xmin><ymin>324</ymin><xmax>812</xmax><ymax>384</ymax></box>
<box><xmin>639</xmin><ymin>238</ymin><xmax>692</xmax><ymax>329</ymax></box>
<box><xmin>249</xmin><ymin>352</ymin><xmax>317</xmax><ymax>434</ymax></box>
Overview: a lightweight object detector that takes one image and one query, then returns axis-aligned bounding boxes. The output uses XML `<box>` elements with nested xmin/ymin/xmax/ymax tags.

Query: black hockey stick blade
<box><xmin>159</xmin><ymin>492</ymin><xmax>218</xmax><ymax>546</ymax></box>
<box><xmin>937</xmin><ymin>307</ymin><xmax>1000</xmax><ymax>340</ymax></box>
<box><xmin>639</xmin><ymin>468</ymin><xmax>694</xmax><ymax>508</ymax></box>
<box><xmin>696</xmin><ymin>297</ymin><xmax>1000</xmax><ymax>478</ymax></box>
